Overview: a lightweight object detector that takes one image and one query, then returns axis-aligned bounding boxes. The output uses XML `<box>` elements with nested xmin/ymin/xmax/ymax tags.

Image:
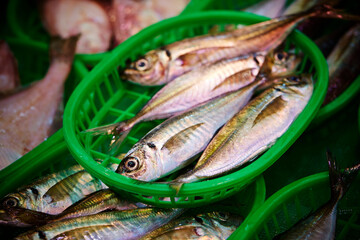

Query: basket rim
<box><xmin>63</xmin><ymin>10</ymin><xmax>329</xmax><ymax>197</ymax></box>
<box><xmin>229</xmin><ymin>172</ymin><xmax>329</xmax><ymax>240</ymax></box>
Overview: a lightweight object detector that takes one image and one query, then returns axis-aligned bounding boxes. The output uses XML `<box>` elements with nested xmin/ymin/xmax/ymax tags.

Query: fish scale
<box><xmin>173</xmin><ymin>75</ymin><xmax>313</xmax><ymax>186</ymax></box>
<box><xmin>86</xmin><ymin>54</ymin><xmax>264</xmax><ymax>141</ymax></box>
<box><xmin>117</xmin><ymin>77</ymin><xmax>268</xmax><ymax>181</ymax></box>
<box><xmin>15</xmin><ymin>208</ymin><xmax>185</xmax><ymax>240</ymax></box>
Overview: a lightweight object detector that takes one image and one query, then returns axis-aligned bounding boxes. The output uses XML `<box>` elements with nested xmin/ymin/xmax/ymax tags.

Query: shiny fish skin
<box><xmin>0</xmin><ymin>37</ymin><xmax>77</xmax><ymax>170</ymax></box>
<box><xmin>15</xmin><ymin>208</ymin><xmax>185</xmax><ymax>240</ymax></box>
<box><xmin>0</xmin><ymin>40</ymin><xmax>20</xmax><ymax>94</ymax></box>
<box><xmin>123</xmin><ymin>4</ymin><xmax>347</xmax><ymax>86</ymax></box>
<box><xmin>116</xmin><ymin>76</ymin><xmax>267</xmax><ymax>181</ymax></box>
<box><xmin>323</xmin><ymin>24</ymin><xmax>360</xmax><ymax>105</ymax></box>
<box><xmin>141</xmin><ymin>211</ymin><xmax>242</xmax><ymax>240</ymax></box>
<box><xmin>0</xmin><ymin>162</ymin><xmax>117</xmax><ymax>215</ymax></box>
<box><xmin>274</xmin><ymin>153</ymin><xmax>360</xmax><ymax>240</ymax></box>
<box><xmin>86</xmin><ymin>54</ymin><xmax>265</xmax><ymax>141</ymax></box>
<box><xmin>53</xmin><ymin>189</ymin><xmax>145</xmax><ymax>221</ymax></box>
<box><xmin>173</xmin><ymin>75</ymin><xmax>313</xmax><ymax>185</ymax></box>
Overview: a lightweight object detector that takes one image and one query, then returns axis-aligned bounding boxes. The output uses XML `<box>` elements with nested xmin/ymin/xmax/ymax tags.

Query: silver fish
<box><xmin>171</xmin><ymin>75</ymin><xmax>313</xmax><ymax>190</ymax></box>
<box><xmin>15</xmin><ymin>208</ymin><xmax>185</xmax><ymax>240</ymax></box>
<box><xmin>116</xmin><ymin>76</ymin><xmax>268</xmax><ymax>181</ymax></box>
<box><xmin>85</xmin><ymin>53</ymin><xmax>265</xmax><ymax>147</ymax></box>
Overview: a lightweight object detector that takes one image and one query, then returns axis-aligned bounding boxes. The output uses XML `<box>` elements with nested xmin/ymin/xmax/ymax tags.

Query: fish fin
<box><xmin>253</xmin><ymin>96</ymin><xmax>287</xmax><ymax>127</ymax></box>
<box><xmin>161</xmin><ymin>123</ymin><xmax>204</xmax><ymax>153</ymax></box>
<box><xmin>5</xmin><ymin>207</ymin><xmax>55</xmax><ymax>226</ymax></box>
<box><xmin>308</xmin><ymin>4</ymin><xmax>360</xmax><ymax>21</ymax></box>
<box><xmin>327</xmin><ymin>151</ymin><xmax>360</xmax><ymax>202</ymax></box>
<box><xmin>49</xmin><ymin>35</ymin><xmax>79</xmax><ymax>63</ymax></box>
<box><xmin>168</xmin><ymin>182</ymin><xmax>185</xmax><ymax>196</ymax></box>
<box><xmin>82</xmin><ymin>121</ymin><xmax>128</xmax><ymax>136</ymax></box>
<box><xmin>107</xmin><ymin>129</ymin><xmax>130</xmax><ymax>156</ymax></box>
<box><xmin>43</xmin><ymin>171</ymin><xmax>85</xmax><ymax>204</ymax></box>
<box><xmin>212</xmin><ymin>68</ymin><xmax>256</xmax><ymax>92</ymax></box>
<box><xmin>0</xmin><ymin>147</ymin><xmax>22</xmax><ymax>170</ymax></box>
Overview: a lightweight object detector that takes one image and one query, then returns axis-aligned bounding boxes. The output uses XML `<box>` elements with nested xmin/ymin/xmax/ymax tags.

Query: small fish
<box><xmin>0</xmin><ymin>40</ymin><xmax>20</xmax><ymax>95</ymax></box>
<box><xmin>0</xmin><ymin>162</ymin><xmax>117</xmax><ymax>217</ymax></box>
<box><xmin>141</xmin><ymin>211</ymin><xmax>243</xmax><ymax>240</ymax></box>
<box><xmin>274</xmin><ymin>152</ymin><xmax>360</xmax><ymax>239</ymax></box>
<box><xmin>85</xmin><ymin>53</ymin><xmax>265</xmax><ymax>146</ymax></box>
<box><xmin>53</xmin><ymin>189</ymin><xmax>146</xmax><ymax>221</ymax></box>
<box><xmin>15</xmin><ymin>208</ymin><xmax>185</xmax><ymax>240</ymax></box>
<box><xmin>40</xmin><ymin>0</ymin><xmax>112</xmax><ymax>54</ymax></box>
<box><xmin>123</xmin><ymin>4</ymin><xmax>358</xmax><ymax>86</ymax></box>
<box><xmin>0</xmin><ymin>36</ymin><xmax>77</xmax><ymax>170</ymax></box>
<box><xmin>0</xmin><ymin>189</ymin><xmax>145</xmax><ymax>227</ymax></box>
<box><xmin>171</xmin><ymin>75</ymin><xmax>313</xmax><ymax>191</ymax></box>
<box><xmin>116</xmin><ymin>75</ymin><xmax>267</xmax><ymax>181</ymax></box>
<box><xmin>322</xmin><ymin>24</ymin><xmax>360</xmax><ymax>105</ymax></box>
<box><xmin>110</xmin><ymin>0</ymin><xmax>190</xmax><ymax>46</ymax></box>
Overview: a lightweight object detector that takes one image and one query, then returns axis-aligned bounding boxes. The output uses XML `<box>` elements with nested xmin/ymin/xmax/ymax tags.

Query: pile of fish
<box><xmin>1</xmin><ymin>0</ymin><xmax>360</xmax><ymax>239</ymax></box>
<box><xmin>84</xmin><ymin>1</ymin><xmax>360</xmax><ymax>193</ymax></box>
<box><xmin>0</xmin><ymin>162</ymin><xmax>242</xmax><ymax>239</ymax></box>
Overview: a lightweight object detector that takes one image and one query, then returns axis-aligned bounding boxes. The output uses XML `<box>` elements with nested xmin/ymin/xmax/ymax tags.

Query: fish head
<box><xmin>116</xmin><ymin>142</ymin><xmax>161</xmax><ymax>181</ymax></box>
<box><xmin>1</xmin><ymin>194</ymin><xmax>25</xmax><ymax>210</ymax></box>
<box><xmin>0</xmin><ymin>207</ymin><xmax>51</xmax><ymax>227</ymax></box>
<box><xmin>206</xmin><ymin>211</ymin><xmax>243</xmax><ymax>235</ymax></box>
<box><xmin>274</xmin><ymin>74</ymin><xmax>314</xmax><ymax>97</ymax></box>
<box><xmin>262</xmin><ymin>51</ymin><xmax>302</xmax><ymax>77</ymax></box>
<box><xmin>122</xmin><ymin>49</ymin><xmax>170</xmax><ymax>85</ymax></box>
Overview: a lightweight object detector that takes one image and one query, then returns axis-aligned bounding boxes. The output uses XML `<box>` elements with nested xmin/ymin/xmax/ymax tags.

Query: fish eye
<box><xmin>276</xmin><ymin>52</ymin><xmax>285</xmax><ymax>61</ymax></box>
<box><xmin>2</xmin><ymin>197</ymin><xmax>19</xmax><ymax>208</ymax></box>
<box><xmin>195</xmin><ymin>216</ymin><xmax>204</xmax><ymax>224</ymax></box>
<box><xmin>136</xmin><ymin>59</ymin><xmax>150</xmax><ymax>71</ymax></box>
<box><xmin>288</xmin><ymin>76</ymin><xmax>300</xmax><ymax>82</ymax></box>
<box><xmin>216</xmin><ymin>211</ymin><xmax>229</xmax><ymax>221</ymax></box>
<box><xmin>124</xmin><ymin>157</ymin><xmax>140</xmax><ymax>172</ymax></box>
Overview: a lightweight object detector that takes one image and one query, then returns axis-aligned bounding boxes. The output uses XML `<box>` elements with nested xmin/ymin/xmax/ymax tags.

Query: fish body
<box><xmin>173</xmin><ymin>75</ymin><xmax>313</xmax><ymax>185</ymax></box>
<box><xmin>123</xmin><ymin>4</ymin><xmax>346</xmax><ymax>86</ymax></box>
<box><xmin>87</xmin><ymin>54</ymin><xmax>265</xmax><ymax>140</ymax></box>
<box><xmin>274</xmin><ymin>152</ymin><xmax>360</xmax><ymax>239</ymax></box>
<box><xmin>116</xmin><ymin>76</ymin><xmax>267</xmax><ymax>181</ymax></box>
<box><xmin>0</xmin><ymin>37</ymin><xmax>77</xmax><ymax>170</ymax></box>
<box><xmin>0</xmin><ymin>40</ymin><xmax>20</xmax><ymax>94</ymax></box>
<box><xmin>40</xmin><ymin>0</ymin><xmax>111</xmax><ymax>53</ymax></box>
<box><xmin>111</xmin><ymin>0</ymin><xmax>190</xmax><ymax>46</ymax></box>
<box><xmin>141</xmin><ymin>211</ymin><xmax>242</xmax><ymax>240</ymax></box>
<box><xmin>15</xmin><ymin>208</ymin><xmax>185</xmax><ymax>240</ymax></box>
<box><xmin>323</xmin><ymin>24</ymin><xmax>360</xmax><ymax>105</ymax></box>
<box><xmin>54</xmin><ymin>189</ymin><xmax>145</xmax><ymax>221</ymax></box>
<box><xmin>0</xmin><ymin>162</ymin><xmax>117</xmax><ymax>218</ymax></box>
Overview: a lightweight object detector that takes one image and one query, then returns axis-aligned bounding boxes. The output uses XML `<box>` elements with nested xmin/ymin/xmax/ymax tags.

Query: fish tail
<box><xmin>49</xmin><ymin>35</ymin><xmax>79</xmax><ymax>63</ymax></box>
<box><xmin>82</xmin><ymin>122</ymin><xmax>128</xmax><ymax>136</ymax></box>
<box><xmin>327</xmin><ymin>151</ymin><xmax>360</xmax><ymax>202</ymax></box>
<box><xmin>82</xmin><ymin>122</ymin><xmax>131</xmax><ymax>154</ymax></box>
<box><xmin>308</xmin><ymin>4</ymin><xmax>360</xmax><ymax>21</ymax></box>
<box><xmin>168</xmin><ymin>182</ymin><xmax>185</xmax><ymax>196</ymax></box>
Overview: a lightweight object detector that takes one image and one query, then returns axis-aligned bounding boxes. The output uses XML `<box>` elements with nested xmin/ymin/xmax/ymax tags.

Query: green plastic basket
<box><xmin>0</xmin><ymin>37</ymin><xmax>89</xmax><ymax>180</ymax></box>
<box><xmin>230</xmin><ymin>172</ymin><xmax>360</xmax><ymax>240</ymax></box>
<box><xmin>181</xmin><ymin>0</ymin><xmax>262</xmax><ymax>13</ymax></box>
<box><xmin>63</xmin><ymin>11</ymin><xmax>328</xmax><ymax>208</ymax></box>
